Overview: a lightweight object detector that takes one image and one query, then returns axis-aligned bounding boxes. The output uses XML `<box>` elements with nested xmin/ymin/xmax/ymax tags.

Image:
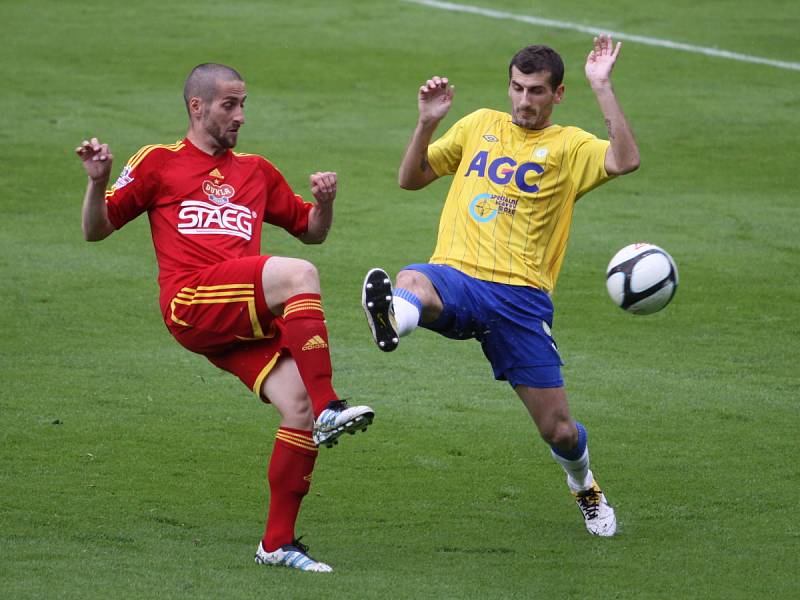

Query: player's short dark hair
<box><xmin>508</xmin><ymin>45</ymin><xmax>564</xmax><ymax>90</ymax></box>
<box><xmin>183</xmin><ymin>63</ymin><xmax>244</xmax><ymax>111</ymax></box>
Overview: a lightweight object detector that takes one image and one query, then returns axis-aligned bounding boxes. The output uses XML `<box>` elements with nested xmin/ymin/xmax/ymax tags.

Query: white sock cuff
<box><xmin>393</xmin><ymin>295</ymin><xmax>420</xmax><ymax>337</ymax></box>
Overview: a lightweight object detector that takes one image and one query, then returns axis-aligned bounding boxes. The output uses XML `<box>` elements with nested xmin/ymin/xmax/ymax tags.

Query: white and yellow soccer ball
<box><xmin>605</xmin><ymin>243</ymin><xmax>678</xmax><ymax>315</ymax></box>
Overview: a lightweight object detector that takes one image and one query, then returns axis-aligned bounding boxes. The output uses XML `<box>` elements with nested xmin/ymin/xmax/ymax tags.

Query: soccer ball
<box><xmin>605</xmin><ymin>243</ymin><xmax>678</xmax><ymax>315</ymax></box>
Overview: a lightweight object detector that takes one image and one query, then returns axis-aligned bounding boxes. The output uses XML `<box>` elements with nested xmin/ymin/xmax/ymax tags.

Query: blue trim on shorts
<box><xmin>401</xmin><ymin>263</ymin><xmax>564</xmax><ymax>388</ymax></box>
<box><xmin>504</xmin><ymin>366</ymin><xmax>564</xmax><ymax>389</ymax></box>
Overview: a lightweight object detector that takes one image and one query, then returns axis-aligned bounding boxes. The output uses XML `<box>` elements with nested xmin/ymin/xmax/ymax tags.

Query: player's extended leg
<box><xmin>516</xmin><ymin>385</ymin><xmax>617</xmax><ymax>537</ymax></box>
<box><xmin>362</xmin><ymin>267</ymin><xmax>443</xmax><ymax>351</ymax></box>
<box><xmin>262</xmin><ymin>256</ymin><xmax>373</xmax><ymax>447</ymax></box>
<box><xmin>254</xmin><ymin>357</ymin><xmax>333</xmax><ymax>573</ymax></box>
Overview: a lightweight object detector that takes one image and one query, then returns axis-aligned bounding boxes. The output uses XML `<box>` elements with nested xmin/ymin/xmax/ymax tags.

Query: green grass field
<box><xmin>2</xmin><ymin>0</ymin><xmax>799</xmax><ymax>597</ymax></box>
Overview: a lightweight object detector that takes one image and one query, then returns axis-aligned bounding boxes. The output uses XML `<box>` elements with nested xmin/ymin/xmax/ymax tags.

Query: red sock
<box><xmin>262</xmin><ymin>427</ymin><xmax>318</xmax><ymax>552</ymax></box>
<box><xmin>282</xmin><ymin>293</ymin><xmax>338</xmax><ymax>417</ymax></box>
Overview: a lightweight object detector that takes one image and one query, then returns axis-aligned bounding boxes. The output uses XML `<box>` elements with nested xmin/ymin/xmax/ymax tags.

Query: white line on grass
<box><xmin>403</xmin><ymin>0</ymin><xmax>800</xmax><ymax>72</ymax></box>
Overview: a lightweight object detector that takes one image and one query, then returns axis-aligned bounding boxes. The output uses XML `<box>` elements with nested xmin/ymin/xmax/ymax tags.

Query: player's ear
<box><xmin>554</xmin><ymin>84</ymin><xmax>565</xmax><ymax>104</ymax></box>
<box><xmin>189</xmin><ymin>96</ymin><xmax>203</xmax><ymax>118</ymax></box>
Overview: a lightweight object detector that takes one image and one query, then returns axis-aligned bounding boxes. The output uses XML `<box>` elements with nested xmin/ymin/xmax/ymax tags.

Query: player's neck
<box><xmin>186</xmin><ymin>129</ymin><xmax>228</xmax><ymax>157</ymax></box>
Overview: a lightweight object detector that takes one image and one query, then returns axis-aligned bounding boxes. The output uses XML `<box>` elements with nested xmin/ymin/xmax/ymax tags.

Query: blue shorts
<box><xmin>403</xmin><ymin>263</ymin><xmax>564</xmax><ymax>388</ymax></box>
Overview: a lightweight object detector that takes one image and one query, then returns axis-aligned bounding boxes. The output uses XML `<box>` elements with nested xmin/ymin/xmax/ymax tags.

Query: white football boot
<box><xmin>255</xmin><ymin>539</ymin><xmax>333</xmax><ymax>573</ymax></box>
<box><xmin>571</xmin><ymin>478</ymin><xmax>617</xmax><ymax>537</ymax></box>
<box><xmin>312</xmin><ymin>400</ymin><xmax>374</xmax><ymax>448</ymax></box>
<box><xmin>362</xmin><ymin>268</ymin><xmax>399</xmax><ymax>352</ymax></box>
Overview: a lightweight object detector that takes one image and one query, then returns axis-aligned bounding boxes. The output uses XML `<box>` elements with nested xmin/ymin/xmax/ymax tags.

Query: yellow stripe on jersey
<box><xmin>127</xmin><ymin>141</ymin><xmax>184</xmax><ymax>172</ymax></box>
<box><xmin>106</xmin><ymin>142</ymin><xmax>185</xmax><ymax>200</ymax></box>
<box><xmin>426</xmin><ymin>108</ymin><xmax>612</xmax><ymax>291</ymax></box>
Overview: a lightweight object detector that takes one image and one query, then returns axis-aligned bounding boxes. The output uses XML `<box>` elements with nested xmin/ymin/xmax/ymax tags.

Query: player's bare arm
<box><xmin>300</xmin><ymin>171</ymin><xmax>336</xmax><ymax>244</ymax></box>
<box><xmin>585</xmin><ymin>35</ymin><xmax>640</xmax><ymax>175</ymax></box>
<box><xmin>76</xmin><ymin>137</ymin><xmax>116</xmax><ymax>241</ymax></box>
<box><xmin>398</xmin><ymin>76</ymin><xmax>454</xmax><ymax>190</ymax></box>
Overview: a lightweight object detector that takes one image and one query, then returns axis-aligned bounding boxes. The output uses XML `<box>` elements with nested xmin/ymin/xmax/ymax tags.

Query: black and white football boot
<box><xmin>361</xmin><ymin>268</ymin><xmax>399</xmax><ymax>352</ymax></box>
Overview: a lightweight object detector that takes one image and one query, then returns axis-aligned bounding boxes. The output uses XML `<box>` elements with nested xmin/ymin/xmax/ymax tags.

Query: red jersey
<box><xmin>105</xmin><ymin>138</ymin><xmax>312</xmax><ymax>317</ymax></box>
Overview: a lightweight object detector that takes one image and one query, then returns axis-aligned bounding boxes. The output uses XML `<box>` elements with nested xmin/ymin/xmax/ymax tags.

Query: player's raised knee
<box><xmin>397</xmin><ymin>269</ymin><xmax>425</xmax><ymax>289</ymax></box>
<box><xmin>263</xmin><ymin>256</ymin><xmax>321</xmax><ymax>299</ymax></box>
<box><xmin>397</xmin><ymin>269</ymin><xmax>436</xmax><ymax>303</ymax></box>
<box><xmin>286</xmin><ymin>258</ymin><xmax>320</xmax><ymax>290</ymax></box>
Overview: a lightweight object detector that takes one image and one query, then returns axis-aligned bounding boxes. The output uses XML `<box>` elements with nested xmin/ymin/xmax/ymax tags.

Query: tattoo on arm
<box><xmin>419</xmin><ymin>155</ymin><xmax>429</xmax><ymax>172</ymax></box>
<box><xmin>605</xmin><ymin>118</ymin><xmax>615</xmax><ymax>140</ymax></box>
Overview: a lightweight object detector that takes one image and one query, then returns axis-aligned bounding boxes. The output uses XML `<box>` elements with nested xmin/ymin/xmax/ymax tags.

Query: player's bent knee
<box><xmin>397</xmin><ymin>269</ymin><xmax>436</xmax><ymax>304</ymax></box>
<box><xmin>539</xmin><ymin>419</ymin><xmax>577</xmax><ymax>449</ymax></box>
<box><xmin>285</xmin><ymin>258</ymin><xmax>320</xmax><ymax>290</ymax></box>
<box><xmin>272</xmin><ymin>396</ymin><xmax>314</xmax><ymax>430</ymax></box>
<box><xmin>263</xmin><ymin>257</ymin><xmax>321</xmax><ymax>301</ymax></box>
<box><xmin>397</xmin><ymin>269</ymin><xmax>424</xmax><ymax>289</ymax></box>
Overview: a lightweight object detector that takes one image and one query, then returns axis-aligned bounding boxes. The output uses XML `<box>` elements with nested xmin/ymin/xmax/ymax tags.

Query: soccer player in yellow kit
<box><xmin>363</xmin><ymin>36</ymin><xmax>640</xmax><ymax>536</ymax></box>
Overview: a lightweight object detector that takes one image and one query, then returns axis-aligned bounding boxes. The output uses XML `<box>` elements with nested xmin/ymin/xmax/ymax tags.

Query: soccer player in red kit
<box><xmin>76</xmin><ymin>63</ymin><xmax>372</xmax><ymax>573</ymax></box>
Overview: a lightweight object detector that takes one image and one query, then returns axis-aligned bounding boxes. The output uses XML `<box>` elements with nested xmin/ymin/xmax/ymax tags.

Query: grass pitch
<box><xmin>1</xmin><ymin>1</ymin><xmax>798</xmax><ymax>598</ymax></box>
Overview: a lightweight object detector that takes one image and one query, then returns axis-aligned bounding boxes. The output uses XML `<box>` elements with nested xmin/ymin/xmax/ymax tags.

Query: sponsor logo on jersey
<box><xmin>465</xmin><ymin>150</ymin><xmax>544</xmax><ymax>193</ymax></box>
<box><xmin>483</xmin><ymin>134</ymin><xmax>499</xmax><ymax>142</ymax></box>
<box><xmin>202</xmin><ymin>180</ymin><xmax>236</xmax><ymax>205</ymax></box>
<box><xmin>112</xmin><ymin>165</ymin><xmax>134</xmax><ymax>190</ymax></box>
<box><xmin>208</xmin><ymin>168</ymin><xmax>224</xmax><ymax>180</ymax></box>
<box><xmin>468</xmin><ymin>192</ymin><xmax>519</xmax><ymax>223</ymax></box>
<box><xmin>177</xmin><ymin>199</ymin><xmax>255</xmax><ymax>240</ymax></box>
<box><xmin>301</xmin><ymin>335</ymin><xmax>328</xmax><ymax>351</ymax></box>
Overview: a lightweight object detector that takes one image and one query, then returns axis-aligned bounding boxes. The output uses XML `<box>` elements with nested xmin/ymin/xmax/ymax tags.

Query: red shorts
<box><xmin>164</xmin><ymin>255</ymin><xmax>286</xmax><ymax>398</ymax></box>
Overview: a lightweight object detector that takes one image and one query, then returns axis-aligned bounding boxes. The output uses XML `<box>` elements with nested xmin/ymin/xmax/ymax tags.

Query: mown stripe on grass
<box><xmin>404</xmin><ymin>0</ymin><xmax>800</xmax><ymax>72</ymax></box>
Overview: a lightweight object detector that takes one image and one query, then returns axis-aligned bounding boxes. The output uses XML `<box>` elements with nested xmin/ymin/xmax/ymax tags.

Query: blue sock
<box><xmin>394</xmin><ymin>287</ymin><xmax>422</xmax><ymax>312</ymax></box>
<box><xmin>550</xmin><ymin>422</ymin><xmax>591</xmax><ymax>490</ymax></box>
<box><xmin>551</xmin><ymin>422</ymin><xmax>587</xmax><ymax>461</ymax></box>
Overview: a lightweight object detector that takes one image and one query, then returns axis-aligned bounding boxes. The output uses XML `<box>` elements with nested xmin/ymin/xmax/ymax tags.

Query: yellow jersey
<box><xmin>426</xmin><ymin>108</ymin><xmax>612</xmax><ymax>291</ymax></box>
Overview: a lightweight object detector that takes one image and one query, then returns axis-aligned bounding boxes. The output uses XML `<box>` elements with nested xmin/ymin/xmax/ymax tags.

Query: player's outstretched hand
<box><xmin>418</xmin><ymin>75</ymin><xmax>454</xmax><ymax>125</ymax></box>
<box><xmin>76</xmin><ymin>137</ymin><xmax>114</xmax><ymax>183</ymax></box>
<box><xmin>310</xmin><ymin>171</ymin><xmax>337</xmax><ymax>208</ymax></box>
<box><xmin>585</xmin><ymin>34</ymin><xmax>621</xmax><ymax>86</ymax></box>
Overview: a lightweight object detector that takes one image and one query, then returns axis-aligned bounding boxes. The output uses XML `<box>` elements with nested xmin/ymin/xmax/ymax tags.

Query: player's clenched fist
<box><xmin>76</xmin><ymin>137</ymin><xmax>114</xmax><ymax>182</ymax></box>
<box><xmin>310</xmin><ymin>171</ymin><xmax>337</xmax><ymax>206</ymax></box>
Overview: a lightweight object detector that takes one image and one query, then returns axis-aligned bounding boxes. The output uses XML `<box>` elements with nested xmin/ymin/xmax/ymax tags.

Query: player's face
<box><xmin>508</xmin><ymin>67</ymin><xmax>564</xmax><ymax>130</ymax></box>
<box><xmin>202</xmin><ymin>80</ymin><xmax>247</xmax><ymax>149</ymax></box>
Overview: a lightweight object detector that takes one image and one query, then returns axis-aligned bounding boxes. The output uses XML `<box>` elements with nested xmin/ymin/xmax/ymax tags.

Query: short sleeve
<box><xmin>426</xmin><ymin>111</ymin><xmax>481</xmax><ymax>177</ymax></box>
<box><xmin>261</xmin><ymin>160</ymin><xmax>312</xmax><ymax>237</ymax></box>
<box><xmin>567</xmin><ymin>130</ymin><xmax>613</xmax><ymax>200</ymax></box>
<box><xmin>104</xmin><ymin>147</ymin><xmax>161</xmax><ymax>229</ymax></box>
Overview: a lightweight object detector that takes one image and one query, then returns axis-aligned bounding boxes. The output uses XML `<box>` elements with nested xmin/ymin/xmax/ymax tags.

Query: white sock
<box><xmin>393</xmin><ymin>295</ymin><xmax>420</xmax><ymax>337</ymax></box>
<box><xmin>551</xmin><ymin>448</ymin><xmax>593</xmax><ymax>492</ymax></box>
